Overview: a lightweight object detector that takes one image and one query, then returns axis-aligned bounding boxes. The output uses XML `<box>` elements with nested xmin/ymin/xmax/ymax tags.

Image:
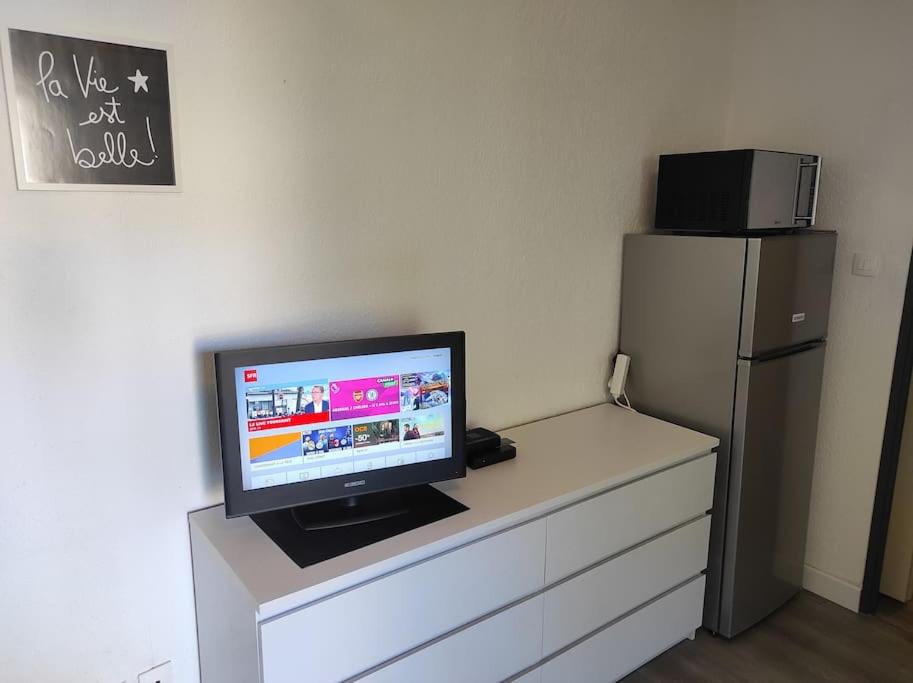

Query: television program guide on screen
<box><xmin>233</xmin><ymin>347</ymin><xmax>453</xmax><ymax>491</ymax></box>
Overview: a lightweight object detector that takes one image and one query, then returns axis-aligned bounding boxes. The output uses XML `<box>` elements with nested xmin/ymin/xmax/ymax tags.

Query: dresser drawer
<box><xmin>359</xmin><ymin>595</ymin><xmax>543</xmax><ymax>683</ymax></box>
<box><xmin>545</xmin><ymin>453</ymin><xmax>715</xmax><ymax>582</ymax></box>
<box><xmin>260</xmin><ymin>518</ymin><xmax>546</xmax><ymax>683</ymax></box>
<box><xmin>543</xmin><ymin>515</ymin><xmax>710</xmax><ymax>654</ymax></box>
<box><xmin>541</xmin><ymin>576</ymin><xmax>705</xmax><ymax>683</ymax></box>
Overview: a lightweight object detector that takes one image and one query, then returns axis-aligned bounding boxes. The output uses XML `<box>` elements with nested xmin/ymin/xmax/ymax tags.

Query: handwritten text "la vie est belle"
<box><xmin>34</xmin><ymin>50</ymin><xmax>158</xmax><ymax>170</ymax></box>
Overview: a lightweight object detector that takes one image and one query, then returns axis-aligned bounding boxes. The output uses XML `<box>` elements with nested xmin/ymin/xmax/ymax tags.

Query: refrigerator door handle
<box><xmin>739</xmin><ymin>339</ymin><xmax>826</xmax><ymax>364</ymax></box>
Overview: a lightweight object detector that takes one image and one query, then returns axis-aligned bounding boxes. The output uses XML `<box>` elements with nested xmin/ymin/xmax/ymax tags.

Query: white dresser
<box><xmin>190</xmin><ymin>403</ymin><xmax>718</xmax><ymax>683</ymax></box>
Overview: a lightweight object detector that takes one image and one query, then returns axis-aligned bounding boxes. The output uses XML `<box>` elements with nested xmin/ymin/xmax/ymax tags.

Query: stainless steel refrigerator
<box><xmin>620</xmin><ymin>231</ymin><xmax>836</xmax><ymax>638</ymax></box>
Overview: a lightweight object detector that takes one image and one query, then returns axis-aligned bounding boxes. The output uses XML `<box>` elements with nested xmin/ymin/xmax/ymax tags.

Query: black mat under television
<box><xmin>251</xmin><ymin>484</ymin><xmax>468</xmax><ymax>568</ymax></box>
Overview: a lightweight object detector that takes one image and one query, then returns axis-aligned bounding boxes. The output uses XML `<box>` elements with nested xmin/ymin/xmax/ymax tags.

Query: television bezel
<box><xmin>214</xmin><ymin>331</ymin><xmax>466</xmax><ymax>518</ymax></box>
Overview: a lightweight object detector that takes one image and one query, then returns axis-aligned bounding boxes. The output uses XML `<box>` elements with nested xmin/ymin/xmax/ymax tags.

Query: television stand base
<box><xmin>250</xmin><ymin>484</ymin><xmax>468</xmax><ymax>568</ymax></box>
<box><xmin>290</xmin><ymin>490</ymin><xmax>409</xmax><ymax>531</ymax></box>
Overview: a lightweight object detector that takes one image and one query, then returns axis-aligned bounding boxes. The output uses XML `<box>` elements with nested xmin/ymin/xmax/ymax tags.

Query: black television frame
<box><xmin>214</xmin><ymin>331</ymin><xmax>466</xmax><ymax>518</ymax></box>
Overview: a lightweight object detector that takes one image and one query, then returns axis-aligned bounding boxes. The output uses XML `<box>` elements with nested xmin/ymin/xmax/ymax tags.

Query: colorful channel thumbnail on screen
<box><xmin>245</xmin><ymin>380</ymin><xmax>330</xmax><ymax>431</ymax></box>
<box><xmin>248</xmin><ymin>432</ymin><xmax>302</xmax><ymax>464</ymax></box>
<box><xmin>329</xmin><ymin>375</ymin><xmax>400</xmax><ymax>420</ymax></box>
<box><xmin>400</xmin><ymin>411</ymin><xmax>445</xmax><ymax>441</ymax></box>
<box><xmin>303</xmin><ymin>425</ymin><xmax>353</xmax><ymax>455</ymax></box>
<box><xmin>399</xmin><ymin>371</ymin><xmax>451</xmax><ymax>412</ymax></box>
<box><xmin>245</xmin><ymin>385</ymin><xmax>310</xmax><ymax>419</ymax></box>
<box><xmin>353</xmin><ymin>419</ymin><xmax>400</xmax><ymax>449</ymax></box>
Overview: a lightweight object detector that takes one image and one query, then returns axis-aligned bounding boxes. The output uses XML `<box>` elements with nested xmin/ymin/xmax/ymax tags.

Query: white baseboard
<box><xmin>803</xmin><ymin>564</ymin><xmax>861</xmax><ymax>612</ymax></box>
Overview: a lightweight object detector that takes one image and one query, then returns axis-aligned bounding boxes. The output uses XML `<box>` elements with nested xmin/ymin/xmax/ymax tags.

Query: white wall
<box><xmin>725</xmin><ymin>0</ymin><xmax>913</xmax><ymax>610</ymax></box>
<box><xmin>0</xmin><ymin>1</ymin><xmax>736</xmax><ymax>681</ymax></box>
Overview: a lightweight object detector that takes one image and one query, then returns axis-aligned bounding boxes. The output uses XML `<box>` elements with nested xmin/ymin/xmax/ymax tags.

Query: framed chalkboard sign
<box><xmin>1</xmin><ymin>28</ymin><xmax>179</xmax><ymax>191</ymax></box>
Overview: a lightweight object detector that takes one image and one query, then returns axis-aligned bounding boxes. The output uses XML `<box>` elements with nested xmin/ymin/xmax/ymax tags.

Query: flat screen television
<box><xmin>214</xmin><ymin>332</ymin><xmax>466</xmax><ymax>520</ymax></box>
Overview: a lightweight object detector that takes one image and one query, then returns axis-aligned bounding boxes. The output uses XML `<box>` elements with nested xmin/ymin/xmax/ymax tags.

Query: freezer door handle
<box><xmin>739</xmin><ymin>339</ymin><xmax>826</xmax><ymax>364</ymax></box>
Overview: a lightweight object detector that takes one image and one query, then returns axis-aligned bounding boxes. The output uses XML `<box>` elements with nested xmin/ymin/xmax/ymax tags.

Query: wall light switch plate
<box><xmin>852</xmin><ymin>252</ymin><xmax>880</xmax><ymax>278</ymax></box>
<box><xmin>138</xmin><ymin>661</ymin><xmax>172</xmax><ymax>683</ymax></box>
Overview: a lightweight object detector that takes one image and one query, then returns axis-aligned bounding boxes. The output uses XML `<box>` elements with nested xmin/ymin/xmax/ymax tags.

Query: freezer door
<box><xmin>719</xmin><ymin>343</ymin><xmax>826</xmax><ymax>637</ymax></box>
<box><xmin>740</xmin><ymin>232</ymin><xmax>836</xmax><ymax>358</ymax></box>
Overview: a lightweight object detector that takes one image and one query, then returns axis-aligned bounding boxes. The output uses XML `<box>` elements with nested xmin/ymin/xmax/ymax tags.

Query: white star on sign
<box><xmin>127</xmin><ymin>69</ymin><xmax>149</xmax><ymax>93</ymax></box>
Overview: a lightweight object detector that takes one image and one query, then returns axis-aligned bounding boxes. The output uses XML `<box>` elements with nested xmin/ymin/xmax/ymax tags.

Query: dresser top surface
<box><xmin>190</xmin><ymin>402</ymin><xmax>717</xmax><ymax>618</ymax></box>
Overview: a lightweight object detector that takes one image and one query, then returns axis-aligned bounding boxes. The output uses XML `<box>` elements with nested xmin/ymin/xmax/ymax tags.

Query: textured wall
<box><xmin>0</xmin><ymin>1</ymin><xmax>735</xmax><ymax>680</ymax></box>
<box><xmin>725</xmin><ymin>0</ymin><xmax>913</xmax><ymax>609</ymax></box>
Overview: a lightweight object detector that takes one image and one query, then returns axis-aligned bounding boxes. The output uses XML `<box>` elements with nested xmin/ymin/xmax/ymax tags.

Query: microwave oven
<box><xmin>654</xmin><ymin>149</ymin><xmax>821</xmax><ymax>232</ymax></box>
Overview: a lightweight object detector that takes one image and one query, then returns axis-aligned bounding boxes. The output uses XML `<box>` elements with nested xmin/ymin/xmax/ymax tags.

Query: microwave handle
<box><xmin>793</xmin><ymin>158</ymin><xmax>822</xmax><ymax>223</ymax></box>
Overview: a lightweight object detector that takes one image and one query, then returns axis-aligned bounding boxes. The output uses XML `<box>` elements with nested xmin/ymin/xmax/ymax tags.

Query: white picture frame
<box><xmin>0</xmin><ymin>25</ymin><xmax>182</xmax><ymax>192</ymax></box>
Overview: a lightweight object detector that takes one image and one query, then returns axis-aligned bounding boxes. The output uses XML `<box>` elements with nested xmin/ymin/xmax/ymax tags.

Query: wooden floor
<box><xmin>624</xmin><ymin>592</ymin><xmax>913</xmax><ymax>682</ymax></box>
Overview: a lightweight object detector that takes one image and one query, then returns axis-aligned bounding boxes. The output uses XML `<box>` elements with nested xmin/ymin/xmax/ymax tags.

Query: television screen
<box><xmin>215</xmin><ymin>333</ymin><xmax>466</xmax><ymax>517</ymax></box>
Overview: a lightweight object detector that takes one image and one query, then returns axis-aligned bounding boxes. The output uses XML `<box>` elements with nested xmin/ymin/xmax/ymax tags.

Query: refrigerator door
<box><xmin>740</xmin><ymin>232</ymin><xmax>836</xmax><ymax>358</ymax></box>
<box><xmin>719</xmin><ymin>343</ymin><xmax>826</xmax><ymax>637</ymax></box>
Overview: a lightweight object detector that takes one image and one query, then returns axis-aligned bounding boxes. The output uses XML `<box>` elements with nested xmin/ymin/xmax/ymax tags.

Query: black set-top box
<box><xmin>466</xmin><ymin>427</ymin><xmax>516</xmax><ymax>470</ymax></box>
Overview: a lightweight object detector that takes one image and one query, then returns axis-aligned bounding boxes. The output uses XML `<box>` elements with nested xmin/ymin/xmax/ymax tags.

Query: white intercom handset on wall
<box><xmin>609</xmin><ymin>353</ymin><xmax>637</xmax><ymax>413</ymax></box>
